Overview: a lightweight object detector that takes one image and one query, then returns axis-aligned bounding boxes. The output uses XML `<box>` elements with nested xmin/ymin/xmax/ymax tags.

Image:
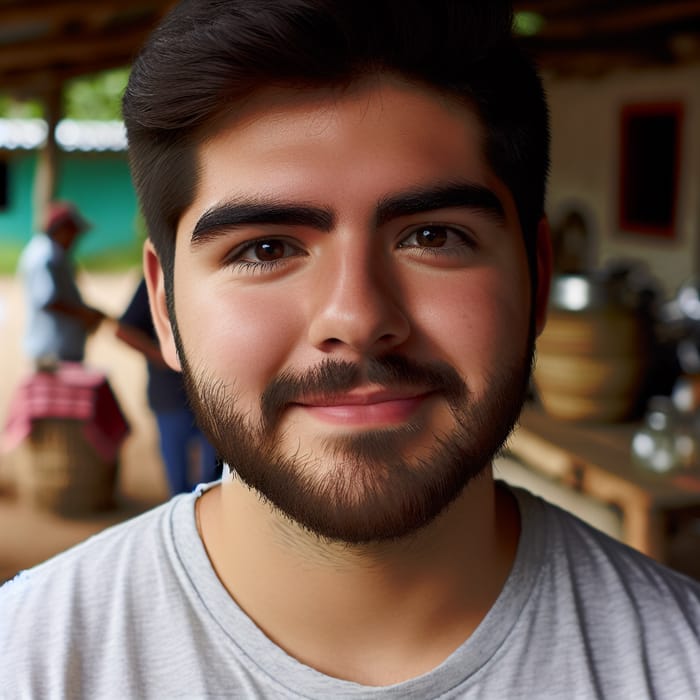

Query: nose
<box><xmin>307</xmin><ymin>250</ymin><xmax>410</xmax><ymax>356</ymax></box>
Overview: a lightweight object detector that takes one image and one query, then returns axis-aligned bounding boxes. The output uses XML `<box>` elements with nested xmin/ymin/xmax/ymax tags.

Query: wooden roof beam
<box><xmin>0</xmin><ymin>0</ymin><xmax>172</xmax><ymax>30</ymax></box>
<box><xmin>531</xmin><ymin>1</ymin><xmax>700</xmax><ymax>40</ymax></box>
<box><xmin>0</xmin><ymin>25</ymin><xmax>153</xmax><ymax>73</ymax></box>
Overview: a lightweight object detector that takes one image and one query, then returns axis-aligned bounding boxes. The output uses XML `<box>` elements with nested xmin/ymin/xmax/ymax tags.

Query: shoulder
<box><xmin>1</xmin><ymin>500</ymin><xmax>164</xmax><ymax>601</ymax></box>
<box><xmin>516</xmin><ymin>485</ymin><xmax>700</xmax><ymax>596</ymax></box>
<box><xmin>517</xmin><ymin>491</ymin><xmax>700</xmax><ymax>637</ymax></box>
<box><xmin>505</xmin><ymin>487</ymin><xmax>700</xmax><ymax>695</ymax></box>
<box><xmin>0</xmin><ymin>496</ymin><xmax>189</xmax><ymax>652</ymax></box>
<box><xmin>0</xmin><ymin>494</ymin><xmax>202</xmax><ymax>695</ymax></box>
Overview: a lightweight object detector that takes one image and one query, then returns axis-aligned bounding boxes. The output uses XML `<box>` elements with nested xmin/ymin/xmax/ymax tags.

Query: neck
<box><xmin>197</xmin><ymin>468</ymin><xmax>519</xmax><ymax>686</ymax></box>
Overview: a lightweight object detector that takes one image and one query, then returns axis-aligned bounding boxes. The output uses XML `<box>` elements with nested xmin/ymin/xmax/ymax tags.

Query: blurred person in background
<box><xmin>116</xmin><ymin>277</ymin><xmax>220</xmax><ymax>493</ymax></box>
<box><xmin>18</xmin><ymin>201</ymin><xmax>105</xmax><ymax>367</ymax></box>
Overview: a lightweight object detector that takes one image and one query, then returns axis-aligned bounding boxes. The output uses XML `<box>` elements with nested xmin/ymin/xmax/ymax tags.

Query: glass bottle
<box><xmin>631</xmin><ymin>396</ymin><xmax>688</xmax><ymax>474</ymax></box>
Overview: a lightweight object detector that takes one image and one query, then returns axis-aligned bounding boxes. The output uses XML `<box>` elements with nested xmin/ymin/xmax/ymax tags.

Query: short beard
<box><xmin>177</xmin><ymin>341</ymin><xmax>532</xmax><ymax>545</ymax></box>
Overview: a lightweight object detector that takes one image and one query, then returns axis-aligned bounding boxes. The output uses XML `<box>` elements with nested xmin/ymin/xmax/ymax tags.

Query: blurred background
<box><xmin>1</xmin><ymin>0</ymin><xmax>700</xmax><ymax>582</ymax></box>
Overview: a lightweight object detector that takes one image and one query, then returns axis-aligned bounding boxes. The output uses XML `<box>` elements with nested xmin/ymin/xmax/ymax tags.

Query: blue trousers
<box><xmin>155</xmin><ymin>409</ymin><xmax>219</xmax><ymax>495</ymax></box>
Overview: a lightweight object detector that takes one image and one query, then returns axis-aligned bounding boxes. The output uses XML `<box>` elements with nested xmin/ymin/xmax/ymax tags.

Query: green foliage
<box><xmin>0</xmin><ymin>95</ymin><xmax>43</xmax><ymax>118</ymax></box>
<box><xmin>514</xmin><ymin>11</ymin><xmax>545</xmax><ymax>37</ymax></box>
<box><xmin>0</xmin><ymin>66</ymin><xmax>130</xmax><ymax>121</ymax></box>
<box><xmin>63</xmin><ymin>67</ymin><xmax>130</xmax><ymax>120</ymax></box>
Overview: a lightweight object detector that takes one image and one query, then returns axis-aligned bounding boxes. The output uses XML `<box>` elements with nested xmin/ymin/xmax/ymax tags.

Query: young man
<box><xmin>2</xmin><ymin>1</ymin><xmax>699</xmax><ymax>697</ymax></box>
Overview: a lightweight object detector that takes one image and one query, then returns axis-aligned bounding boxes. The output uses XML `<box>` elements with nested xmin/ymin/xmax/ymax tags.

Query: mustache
<box><xmin>260</xmin><ymin>355</ymin><xmax>468</xmax><ymax>429</ymax></box>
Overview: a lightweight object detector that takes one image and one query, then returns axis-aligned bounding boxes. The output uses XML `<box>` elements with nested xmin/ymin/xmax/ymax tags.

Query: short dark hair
<box><xmin>123</xmin><ymin>0</ymin><xmax>549</xmax><ymax>297</ymax></box>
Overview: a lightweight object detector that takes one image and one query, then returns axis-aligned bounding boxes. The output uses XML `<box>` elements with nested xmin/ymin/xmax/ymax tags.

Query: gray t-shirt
<box><xmin>2</xmin><ymin>484</ymin><xmax>700</xmax><ymax>698</ymax></box>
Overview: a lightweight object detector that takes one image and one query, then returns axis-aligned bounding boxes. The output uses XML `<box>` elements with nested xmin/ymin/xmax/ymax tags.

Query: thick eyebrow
<box><xmin>191</xmin><ymin>198</ymin><xmax>334</xmax><ymax>246</ymax></box>
<box><xmin>376</xmin><ymin>182</ymin><xmax>506</xmax><ymax>227</ymax></box>
<box><xmin>190</xmin><ymin>182</ymin><xmax>505</xmax><ymax>246</ymax></box>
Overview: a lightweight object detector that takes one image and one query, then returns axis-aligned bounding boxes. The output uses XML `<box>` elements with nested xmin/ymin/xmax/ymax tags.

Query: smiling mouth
<box><xmin>292</xmin><ymin>390</ymin><xmax>435</xmax><ymax>426</ymax></box>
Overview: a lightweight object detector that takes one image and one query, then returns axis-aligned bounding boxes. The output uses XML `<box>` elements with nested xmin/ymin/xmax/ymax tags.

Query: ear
<box><xmin>534</xmin><ymin>216</ymin><xmax>553</xmax><ymax>337</ymax></box>
<box><xmin>143</xmin><ymin>240</ymin><xmax>182</xmax><ymax>372</ymax></box>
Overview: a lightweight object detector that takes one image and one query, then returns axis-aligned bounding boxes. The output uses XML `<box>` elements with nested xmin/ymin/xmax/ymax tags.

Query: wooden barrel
<box><xmin>534</xmin><ymin>307</ymin><xmax>650</xmax><ymax>422</ymax></box>
<box><xmin>12</xmin><ymin>418</ymin><xmax>117</xmax><ymax>515</ymax></box>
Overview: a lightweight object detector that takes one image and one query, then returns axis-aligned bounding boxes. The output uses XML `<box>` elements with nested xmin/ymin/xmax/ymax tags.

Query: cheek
<box><xmin>412</xmin><ymin>271</ymin><xmax>530</xmax><ymax>384</ymax></box>
<box><xmin>176</xmin><ymin>283</ymin><xmax>301</xmax><ymax>391</ymax></box>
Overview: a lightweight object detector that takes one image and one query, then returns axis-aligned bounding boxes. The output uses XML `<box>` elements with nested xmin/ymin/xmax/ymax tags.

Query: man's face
<box><xmin>147</xmin><ymin>76</ymin><xmax>544</xmax><ymax>543</ymax></box>
<box><xmin>52</xmin><ymin>222</ymin><xmax>81</xmax><ymax>251</ymax></box>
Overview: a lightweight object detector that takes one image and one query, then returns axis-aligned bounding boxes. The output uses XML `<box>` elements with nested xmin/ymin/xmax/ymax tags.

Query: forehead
<box><xmin>199</xmin><ymin>74</ymin><xmax>487</xmax><ymax>169</ymax></box>
<box><xmin>179</xmin><ymin>75</ymin><xmax>513</xmax><ymax>239</ymax></box>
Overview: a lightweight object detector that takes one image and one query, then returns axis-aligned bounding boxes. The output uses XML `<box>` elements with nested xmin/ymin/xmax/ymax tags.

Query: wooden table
<box><xmin>508</xmin><ymin>404</ymin><xmax>700</xmax><ymax>562</ymax></box>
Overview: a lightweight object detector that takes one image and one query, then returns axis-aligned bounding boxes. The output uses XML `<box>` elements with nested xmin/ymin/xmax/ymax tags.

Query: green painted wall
<box><xmin>0</xmin><ymin>150</ymin><xmax>140</xmax><ymax>268</ymax></box>
<box><xmin>57</xmin><ymin>154</ymin><xmax>140</xmax><ymax>257</ymax></box>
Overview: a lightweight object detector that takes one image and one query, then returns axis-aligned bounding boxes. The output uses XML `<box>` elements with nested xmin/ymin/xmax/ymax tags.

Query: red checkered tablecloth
<box><xmin>2</xmin><ymin>363</ymin><xmax>130</xmax><ymax>462</ymax></box>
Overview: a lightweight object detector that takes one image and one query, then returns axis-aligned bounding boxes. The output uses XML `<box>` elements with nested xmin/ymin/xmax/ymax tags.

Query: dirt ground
<box><xmin>0</xmin><ymin>270</ymin><xmax>169</xmax><ymax>582</ymax></box>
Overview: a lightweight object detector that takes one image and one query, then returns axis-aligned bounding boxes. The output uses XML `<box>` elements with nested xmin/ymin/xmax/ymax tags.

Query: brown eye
<box><xmin>416</xmin><ymin>226</ymin><xmax>448</xmax><ymax>247</ymax></box>
<box><xmin>398</xmin><ymin>224</ymin><xmax>474</xmax><ymax>259</ymax></box>
<box><xmin>227</xmin><ymin>237</ymin><xmax>305</xmax><ymax>271</ymax></box>
<box><xmin>255</xmin><ymin>240</ymin><xmax>286</xmax><ymax>260</ymax></box>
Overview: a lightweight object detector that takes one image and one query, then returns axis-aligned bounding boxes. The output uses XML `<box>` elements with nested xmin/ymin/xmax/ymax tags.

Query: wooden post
<box><xmin>32</xmin><ymin>84</ymin><xmax>62</xmax><ymax>231</ymax></box>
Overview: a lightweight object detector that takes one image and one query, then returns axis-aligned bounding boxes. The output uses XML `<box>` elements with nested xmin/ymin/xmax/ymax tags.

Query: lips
<box><xmin>292</xmin><ymin>389</ymin><xmax>434</xmax><ymax>426</ymax></box>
